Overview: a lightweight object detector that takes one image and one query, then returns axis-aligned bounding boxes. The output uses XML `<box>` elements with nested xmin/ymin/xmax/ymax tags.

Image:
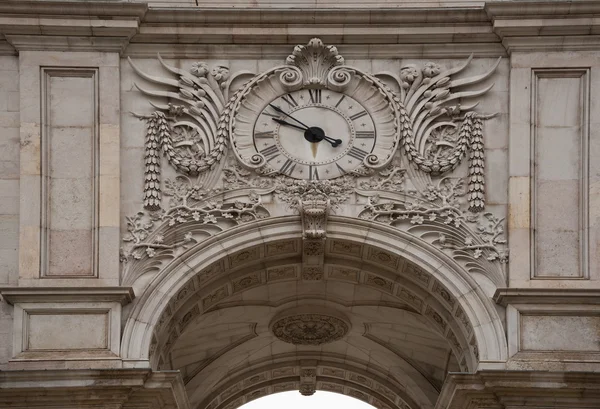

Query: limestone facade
<box><xmin>0</xmin><ymin>1</ymin><xmax>599</xmax><ymax>408</ymax></box>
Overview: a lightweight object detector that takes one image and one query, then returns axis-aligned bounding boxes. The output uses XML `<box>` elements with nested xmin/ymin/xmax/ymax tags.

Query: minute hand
<box><xmin>272</xmin><ymin>118</ymin><xmax>342</xmax><ymax>147</ymax></box>
<box><xmin>268</xmin><ymin>103</ymin><xmax>312</xmax><ymax>130</ymax></box>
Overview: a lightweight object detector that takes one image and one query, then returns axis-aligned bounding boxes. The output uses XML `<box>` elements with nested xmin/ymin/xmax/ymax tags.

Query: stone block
<box><xmin>48</xmin><ymin>177</ymin><xmax>93</xmax><ymax>231</ymax></box>
<box><xmin>27</xmin><ymin>312</ymin><xmax>108</xmax><ymax>350</ymax></box>
<box><xmin>520</xmin><ymin>314</ymin><xmax>600</xmax><ymax>352</ymax></box>
<box><xmin>47</xmin><ymin>229</ymin><xmax>93</xmax><ymax>277</ymax></box>
<box><xmin>49</xmin><ymin>127</ymin><xmax>94</xmax><ymax>179</ymax></box>
<box><xmin>47</xmin><ymin>72</ymin><xmax>96</xmax><ymax>128</ymax></box>
<box><xmin>535</xmin><ymin>229</ymin><xmax>581</xmax><ymax>278</ymax></box>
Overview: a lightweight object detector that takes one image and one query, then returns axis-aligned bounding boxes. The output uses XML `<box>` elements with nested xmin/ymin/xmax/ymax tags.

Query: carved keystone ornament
<box><xmin>123</xmin><ymin>38</ymin><xmax>508</xmax><ymax>286</ymax></box>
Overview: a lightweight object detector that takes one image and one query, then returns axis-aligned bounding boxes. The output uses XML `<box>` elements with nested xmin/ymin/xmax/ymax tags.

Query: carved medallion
<box><xmin>270</xmin><ymin>308</ymin><xmax>350</xmax><ymax>346</ymax></box>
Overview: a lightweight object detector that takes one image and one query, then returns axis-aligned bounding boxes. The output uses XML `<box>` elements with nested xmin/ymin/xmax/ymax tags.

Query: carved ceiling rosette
<box><xmin>270</xmin><ymin>307</ymin><xmax>351</xmax><ymax>346</ymax></box>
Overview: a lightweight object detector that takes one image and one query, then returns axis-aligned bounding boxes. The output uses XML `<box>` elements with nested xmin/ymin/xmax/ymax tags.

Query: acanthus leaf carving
<box><xmin>125</xmin><ymin>40</ymin><xmax>508</xmax><ymax>286</ymax></box>
<box><xmin>129</xmin><ymin>55</ymin><xmax>251</xmax><ymax>210</ymax></box>
<box><xmin>376</xmin><ymin>55</ymin><xmax>501</xmax><ymax>212</ymax></box>
<box><xmin>286</xmin><ymin>38</ymin><xmax>345</xmax><ymax>87</ymax></box>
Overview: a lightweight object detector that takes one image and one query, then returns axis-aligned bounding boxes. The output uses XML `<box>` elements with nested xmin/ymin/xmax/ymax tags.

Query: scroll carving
<box><xmin>125</xmin><ymin>40</ymin><xmax>508</xmax><ymax>287</ymax></box>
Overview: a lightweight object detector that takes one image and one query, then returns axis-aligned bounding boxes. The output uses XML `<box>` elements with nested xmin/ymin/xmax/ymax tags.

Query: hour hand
<box><xmin>272</xmin><ymin>117</ymin><xmax>307</xmax><ymax>132</ymax></box>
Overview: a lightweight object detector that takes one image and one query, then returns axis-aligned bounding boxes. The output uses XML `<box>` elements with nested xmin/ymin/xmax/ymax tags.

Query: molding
<box><xmin>1</xmin><ymin>1</ymin><xmax>600</xmax><ymax>55</ymax></box>
<box><xmin>437</xmin><ymin>370</ymin><xmax>600</xmax><ymax>409</ymax></box>
<box><xmin>501</xmin><ymin>35</ymin><xmax>600</xmax><ymax>53</ymax></box>
<box><xmin>124</xmin><ymin>42</ymin><xmax>507</xmax><ymax>59</ymax></box>
<box><xmin>0</xmin><ymin>1</ymin><xmax>147</xmax><ymax>18</ymax></box>
<box><xmin>0</xmin><ymin>1</ymin><xmax>146</xmax><ymax>53</ymax></box>
<box><xmin>0</xmin><ymin>369</ymin><xmax>190</xmax><ymax>409</ymax></box>
<box><xmin>0</xmin><ymin>37</ymin><xmax>15</xmax><ymax>55</ymax></box>
<box><xmin>5</xmin><ymin>34</ymin><xmax>132</xmax><ymax>53</ymax></box>
<box><xmin>0</xmin><ymin>286</ymin><xmax>135</xmax><ymax>305</ymax></box>
<box><xmin>494</xmin><ymin>288</ymin><xmax>600</xmax><ymax>306</ymax></box>
<box><xmin>486</xmin><ymin>1</ymin><xmax>600</xmax><ymax>53</ymax></box>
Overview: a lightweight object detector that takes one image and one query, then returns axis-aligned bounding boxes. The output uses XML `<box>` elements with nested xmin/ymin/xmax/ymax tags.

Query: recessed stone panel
<box><xmin>531</xmin><ymin>69</ymin><xmax>589</xmax><ymax>279</ymax></box>
<box><xmin>41</xmin><ymin>68</ymin><xmax>99</xmax><ymax>277</ymax></box>
<box><xmin>26</xmin><ymin>311</ymin><xmax>108</xmax><ymax>351</ymax></box>
<box><xmin>520</xmin><ymin>314</ymin><xmax>600</xmax><ymax>352</ymax></box>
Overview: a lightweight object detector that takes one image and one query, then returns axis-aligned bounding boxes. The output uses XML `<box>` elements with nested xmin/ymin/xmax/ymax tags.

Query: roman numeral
<box><xmin>335</xmin><ymin>95</ymin><xmax>346</xmax><ymax>108</ymax></box>
<box><xmin>335</xmin><ymin>163</ymin><xmax>347</xmax><ymax>174</ymax></box>
<box><xmin>262</xmin><ymin>111</ymin><xmax>280</xmax><ymax>118</ymax></box>
<box><xmin>260</xmin><ymin>145</ymin><xmax>279</xmax><ymax>161</ymax></box>
<box><xmin>309</xmin><ymin>166</ymin><xmax>319</xmax><ymax>180</ymax></box>
<box><xmin>347</xmin><ymin>146</ymin><xmax>368</xmax><ymax>161</ymax></box>
<box><xmin>254</xmin><ymin>130</ymin><xmax>275</xmax><ymax>139</ymax></box>
<box><xmin>309</xmin><ymin>89</ymin><xmax>322</xmax><ymax>104</ymax></box>
<box><xmin>280</xmin><ymin>159</ymin><xmax>296</xmax><ymax>175</ymax></box>
<box><xmin>356</xmin><ymin>131</ymin><xmax>375</xmax><ymax>138</ymax></box>
<box><xmin>281</xmin><ymin>94</ymin><xmax>298</xmax><ymax>108</ymax></box>
<box><xmin>349</xmin><ymin>110</ymin><xmax>368</xmax><ymax>121</ymax></box>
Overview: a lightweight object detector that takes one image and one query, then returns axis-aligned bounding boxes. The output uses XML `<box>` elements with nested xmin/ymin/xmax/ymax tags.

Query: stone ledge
<box><xmin>0</xmin><ymin>369</ymin><xmax>190</xmax><ymax>409</ymax></box>
<box><xmin>494</xmin><ymin>288</ymin><xmax>600</xmax><ymax>306</ymax></box>
<box><xmin>0</xmin><ymin>286</ymin><xmax>135</xmax><ymax>305</ymax></box>
<box><xmin>436</xmin><ymin>370</ymin><xmax>600</xmax><ymax>409</ymax></box>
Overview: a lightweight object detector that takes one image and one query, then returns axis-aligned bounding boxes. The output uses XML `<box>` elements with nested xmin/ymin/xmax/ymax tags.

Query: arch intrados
<box><xmin>121</xmin><ymin>216</ymin><xmax>507</xmax><ymax>369</ymax></box>
<box><xmin>196</xmin><ymin>356</ymin><xmax>423</xmax><ymax>409</ymax></box>
<box><xmin>167</xmin><ymin>299</ymin><xmax>458</xmax><ymax>399</ymax></box>
<box><xmin>157</xmin><ymin>274</ymin><xmax>472</xmax><ymax>372</ymax></box>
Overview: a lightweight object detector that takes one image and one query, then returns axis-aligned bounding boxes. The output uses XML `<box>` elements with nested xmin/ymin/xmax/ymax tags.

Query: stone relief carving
<box><xmin>124</xmin><ymin>38</ymin><xmax>508</xmax><ymax>286</ymax></box>
<box><xmin>376</xmin><ymin>55</ymin><xmax>500</xmax><ymax>212</ymax></box>
<box><xmin>270</xmin><ymin>308</ymin><xmax>351</xmax><ymax>346</ymax></box>
<box><xmin>358</xmin><ymin>178</ymin><xmax>508</xmax><ymax>265</ymax></box>
<box><xmin>129</xmin><ymin>55</ymin><xmax>252</xmax><ymax>210</ymax></box>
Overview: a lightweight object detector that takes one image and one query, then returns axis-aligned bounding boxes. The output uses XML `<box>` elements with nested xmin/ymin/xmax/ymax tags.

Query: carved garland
<box><xmin>124</xmin><ymin>40</ymin><xmax>508</xmax><ymax>283</ymax></box>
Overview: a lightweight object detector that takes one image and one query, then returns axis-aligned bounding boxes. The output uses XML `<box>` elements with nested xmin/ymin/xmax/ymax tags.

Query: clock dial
<box><xmin>252</xmin><ymin>89</ymin><xmax>376</xmax><ymax>179</ymax></box>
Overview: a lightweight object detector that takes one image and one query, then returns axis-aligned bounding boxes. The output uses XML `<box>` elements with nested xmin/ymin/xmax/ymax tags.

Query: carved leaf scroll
<box><xmin>129</xmin><ymin>55</ymin><xmax>253</xmax><ymax>210</ymax></box>
<box><xmin>376</xmin><ymin>56</ymin><xmax>501</xmax><ymax>212</ymax></box>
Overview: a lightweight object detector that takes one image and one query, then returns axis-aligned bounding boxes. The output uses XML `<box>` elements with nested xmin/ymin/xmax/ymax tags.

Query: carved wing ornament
<box><xmin>123</xmin><ymin>38</ymin><xmax>507</xmax><ymax>287</ymax></box>
<box><xmin>128</xmin><ymin>55</ymin><xmax>252</xmax><ymax>210</ymax></box>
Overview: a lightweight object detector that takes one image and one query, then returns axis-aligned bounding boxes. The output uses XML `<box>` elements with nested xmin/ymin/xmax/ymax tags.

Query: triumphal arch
<box><xmin>0</xmin><ymin>1</ymin><xmax>599</xmax><ymax>408</ymax></box>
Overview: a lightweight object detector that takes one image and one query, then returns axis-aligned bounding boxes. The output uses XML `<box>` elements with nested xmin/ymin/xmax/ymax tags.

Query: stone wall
<box><xmin>0</xmin><ymin>55</ymin><xmax>19</xmax><ymax>369</ymax></box>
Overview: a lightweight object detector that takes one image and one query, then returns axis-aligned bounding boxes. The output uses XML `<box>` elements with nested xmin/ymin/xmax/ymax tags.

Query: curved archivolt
<box><xmin>120</xmin><ymin>218</ymin><xmax>507</xmax><ymax>409</ymax></box>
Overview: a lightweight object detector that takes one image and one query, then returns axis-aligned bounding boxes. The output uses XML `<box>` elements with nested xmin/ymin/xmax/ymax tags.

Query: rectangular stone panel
<box><xmin>520</xmin><ymin>314</ymin><xmax>600</xmax><ymax>352</ymax></box>
<box><xmin>531</xmin><ymin>69</ymin><xmax>589</xmax><ymax>279</ymax></box>
<box><xmin>26</xmin><ymin>311</ymin><xmax>109</xmax><ymax>350</ymax></box>
<box><xmin>40</xmin><ymin>68</ymin><xmax>99</xmax><ymax>277</ymax></box>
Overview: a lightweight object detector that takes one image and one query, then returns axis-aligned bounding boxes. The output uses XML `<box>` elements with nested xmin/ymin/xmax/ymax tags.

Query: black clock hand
<box><xmin>273</xmin><ymin>118</ymin><xmax>343</xmax><ymax>147</ymax></box>
<box><xmin>272</xmin><ymin>117</ymin><xmax>307</xmax><ymax>132</ymax></box>
<box><xmin>322</xmin><ymin>134</ymin><xmax>343</xmax><ymax>147</ymax></box>
<box><xmin>268</xmin><ymin>103</ymin><xmax>312</xmax><ymax>130</ymax></box>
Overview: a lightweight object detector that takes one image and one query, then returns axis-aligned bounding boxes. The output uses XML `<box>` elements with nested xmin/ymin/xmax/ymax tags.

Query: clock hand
<box><xmin>268</xmin><ymin>103</ymin><xmax>312</xmax><ymax>130</ymax></box>
<box><xmin>322</xmin><ymin>134</ymin><xmax>343</xmax><ymax>147</ymax></box>
<box><xmin>273</xmin><ymin>118</ymin><xmax>343</xmax><ymax>147</ymax></box>
<box><xmin>272</xmin><ymin>117</ymin><xmax>307</xmax><ymax>132</ymax></box>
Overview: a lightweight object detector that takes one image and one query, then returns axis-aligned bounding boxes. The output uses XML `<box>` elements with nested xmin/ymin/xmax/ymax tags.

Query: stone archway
<box><xmin>121</xmin><ymin>216</ymin><xmax>507</xmax><ymax>409</ymax></box>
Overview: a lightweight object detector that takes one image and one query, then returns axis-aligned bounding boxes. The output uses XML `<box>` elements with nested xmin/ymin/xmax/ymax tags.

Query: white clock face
<box><xmin>252</xmin><ymin>89</ymin><xmax>376</xmax><ymax>180</ymax></box>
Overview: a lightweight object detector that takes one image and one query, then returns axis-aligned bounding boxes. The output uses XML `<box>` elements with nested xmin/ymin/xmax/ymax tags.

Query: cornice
<box><xmin>0</xmin><ymin>1</ymin><xmax>148</xmax><ymax>18</ymax></box>
<box><xmin>0</xmin><ymin>286</ymin><xmax>135</xmax><ymax>305</ymax></box>
<box><xmin>124</xmin><ymin>42</ymin><xmax>507</xmax><ymax>59</ymax></box>
<box><xmin>437</xmin><ymin>370</ymin><xmax>600</xmax><ymax>409</ymax></box>
<box><xmin>0</xmin><ymin>1</ymin><xmax>147</xmax><ymax>53</ymax></box>
<box><xmin>0</xmin><ymin>369</ymin><xmax>190</xmax><ymax>409</ymax></box>
<box><xmin>486</xmin><ymin>0</ymin><xmax>600</xmax><ymax>54</ymax></box>
<box><xmin>494</xmin><ymin>287</ymin><xmax>600</xmax><ymax>306</ymax></box>
<box><xmin>0</xmin><ymin>1</ymin><xmax>600</xmax><ymax>56</ymax></box>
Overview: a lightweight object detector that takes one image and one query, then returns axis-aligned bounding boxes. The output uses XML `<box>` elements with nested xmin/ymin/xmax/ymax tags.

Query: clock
<box><xmin>251</xmin><ymin>89</ymin><xmax>376</xmax><ymax>180</ymax></box>
<box><xmin>226</xmin><ymin>40</ymin><xmax>398</xmax><ymax>180</ymax></box>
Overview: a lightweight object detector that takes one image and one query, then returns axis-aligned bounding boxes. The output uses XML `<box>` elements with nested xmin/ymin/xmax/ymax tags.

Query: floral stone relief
<box><xmin>122</xmin><ymin>38</ymin><xmax>507</xmax><ymax>286</ymax></box>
